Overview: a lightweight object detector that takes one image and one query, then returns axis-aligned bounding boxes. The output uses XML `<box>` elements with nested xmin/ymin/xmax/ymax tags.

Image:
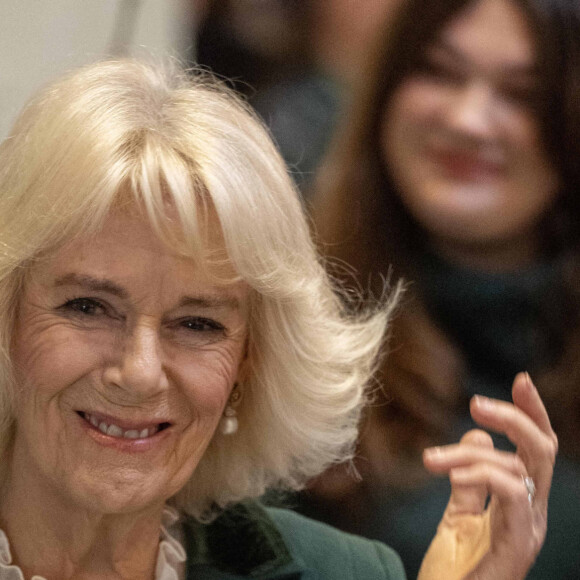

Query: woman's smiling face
<box><xmin>10</xmin><ymin>210</ymin><xmax>249</xmax><ymax>514</ymax></box>
<box><xmin>381</xmin><ymin>0</ymin><xmax>560</xmax><ymax>269</ymax></box>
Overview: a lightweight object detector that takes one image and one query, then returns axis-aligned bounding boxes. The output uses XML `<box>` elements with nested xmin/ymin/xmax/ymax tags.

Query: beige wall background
<box><xmin>0</xmin><ymin>0</ymin><xmax>196</xmax><ymax>140</ymax></box>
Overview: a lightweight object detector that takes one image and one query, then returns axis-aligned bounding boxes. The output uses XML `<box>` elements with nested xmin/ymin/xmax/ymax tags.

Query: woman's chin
<box><xmin>60</xmin><ymin>468</ymin><xmax>173</xmax><ymax>516</ymax></box>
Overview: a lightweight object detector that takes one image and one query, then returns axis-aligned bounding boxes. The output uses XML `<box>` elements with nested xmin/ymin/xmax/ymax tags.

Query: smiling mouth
<box><xmin>430</xmin><ymin>149</ymin><xmax>504</xmax><ymax>178</ymax></box>
<box><xmin>77</xmin><ymin>411</ymin><xmax>171</xmax><ymax>440</ymax></box>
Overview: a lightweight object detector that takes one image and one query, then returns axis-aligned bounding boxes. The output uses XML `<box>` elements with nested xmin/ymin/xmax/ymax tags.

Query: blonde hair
<box><xmin>0</xmin><ymin>59</ymin><xmax>396</xmax><ymax>519</ymax></box>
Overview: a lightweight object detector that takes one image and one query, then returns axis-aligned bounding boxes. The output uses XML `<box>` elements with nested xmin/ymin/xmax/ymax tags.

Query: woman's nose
<box><xmin>103</xmin><ymin>322</ymin><xmax>170</xmax><ymax>397</ymax></box>
<box><xmin>445</xmin><ymin>81</ymin><xmax>497</xmax><ymax>140</ymax></box>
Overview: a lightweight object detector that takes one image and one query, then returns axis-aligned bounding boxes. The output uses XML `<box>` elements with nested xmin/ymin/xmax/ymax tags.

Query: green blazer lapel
<box><xmin>183</xmin><ymin>501</ymin><xmax>306</xmax><ymax>579</ymax></box>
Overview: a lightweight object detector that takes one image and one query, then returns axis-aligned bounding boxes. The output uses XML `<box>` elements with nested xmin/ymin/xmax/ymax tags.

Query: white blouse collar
<box><xmin>0</xmin><ymin>505</ymin><xmax>187</xmax><ymax>580</ymax></box>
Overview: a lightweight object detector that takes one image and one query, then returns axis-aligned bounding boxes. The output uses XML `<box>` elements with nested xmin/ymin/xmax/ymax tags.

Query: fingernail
<box><xmin>524</xmin><ymin>371</ymin><xmax>536</xmax><ymax>391</ymax></box>
<box><xmin>473</xmin><ymin>395</ymin><xmax>495</xmax><ymax>410</ymax></box>
<box><xmin>424</xmin><ymin>446</ymin><xmax>444</xmax><ymax>459</ymax></box>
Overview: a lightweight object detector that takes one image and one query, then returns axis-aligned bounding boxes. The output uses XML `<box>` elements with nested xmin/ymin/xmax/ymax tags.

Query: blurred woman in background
<box><xmin>306</xmin><ymin>0</ymin><xmax>580</xmax><ymax>578</ymax></box>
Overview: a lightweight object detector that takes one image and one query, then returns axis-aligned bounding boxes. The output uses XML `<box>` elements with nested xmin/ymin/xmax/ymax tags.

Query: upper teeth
<box><xmin>84</xmin><ymin>413</ymin><xmax>160</xmax><ymax>439</ymax></box>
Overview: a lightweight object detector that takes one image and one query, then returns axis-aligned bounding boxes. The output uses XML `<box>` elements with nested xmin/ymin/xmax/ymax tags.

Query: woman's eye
<box><xmin>60</xmin><ymin>297</ymin><xmax>106</xmax><ymax>316</ymax></box>
<box><xmin>414</xmin><ymin>58</ymin><xmax>464</xmax><ymax>84</ymax></box>
<box><xmin>180</xmin><ymin>317</ymin><xmax>225</xmax><ymax>333</ymax></box>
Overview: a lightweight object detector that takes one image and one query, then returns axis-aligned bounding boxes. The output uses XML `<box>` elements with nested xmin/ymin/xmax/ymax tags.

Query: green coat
<box><xmin>182</xmin><ymin>501</ymin><xmax>406</xmax><ymax>579</ymax></box>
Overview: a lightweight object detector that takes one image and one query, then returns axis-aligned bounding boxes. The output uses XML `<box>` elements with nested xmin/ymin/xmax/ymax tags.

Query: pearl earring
<box><xmin>220</xmin><ymin>384</ymin><xmax>242</xmax><ymax>435</ymax></box>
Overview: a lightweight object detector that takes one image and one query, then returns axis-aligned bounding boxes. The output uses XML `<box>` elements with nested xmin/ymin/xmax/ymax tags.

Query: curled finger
<box><xmin>450</xmin><ymin>463</ymin><xmax>533</xmax><ymax>508</ymax></box>
<box><xmin>432</xmin><ymin>430</ymin><xmax>494</xmax><ymax>517</ymax></box>
<box><xmin>511</xmin><ymin>372</ymin><xmax>558</xmax><ymax>452</ymax></box>
<box><xmin>470</xmin><ymin>395</ymin><xmax>556</xmax><ymax>502</ymax></box>
<box><xmin>424</xmin><ymin>443</ymin><xmax>528</xmax><ymax>478</ymax></box>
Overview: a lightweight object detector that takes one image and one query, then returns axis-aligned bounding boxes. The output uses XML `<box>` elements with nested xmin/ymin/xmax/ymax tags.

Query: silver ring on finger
<box><xmin>523</xmin><ymin>476</ymin><xmax>536</xmax><ymax>506</ymax></box>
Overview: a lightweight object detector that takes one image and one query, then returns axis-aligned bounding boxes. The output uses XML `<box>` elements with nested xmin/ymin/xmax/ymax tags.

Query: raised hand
<box><xmin>417</xmin><ymin>372</ymin><xmax>557</xmax><ymax>580</ymax></box>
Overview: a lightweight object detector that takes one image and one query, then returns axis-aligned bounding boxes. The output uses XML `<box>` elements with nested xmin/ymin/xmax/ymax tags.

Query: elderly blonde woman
<box><xmin>0</xmin><ymin>59</ymin><xmax>556</xmax><ymax>580</ymax></box>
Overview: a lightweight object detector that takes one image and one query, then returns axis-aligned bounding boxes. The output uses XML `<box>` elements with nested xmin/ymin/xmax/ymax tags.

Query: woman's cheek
<box><xmin>172</xmin><ymin>347</ymin><xmax>242</xmax><ymax>411</ymax></box>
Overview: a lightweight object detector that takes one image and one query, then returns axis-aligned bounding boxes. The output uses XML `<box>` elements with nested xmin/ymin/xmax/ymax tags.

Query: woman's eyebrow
<box><xmin>53</xmin><ymin>273</ymin><xmax>128</xmax><ymax>298</ymax></box>
<box><xmin>54</xmin><ymin>273</ymin><xmax>241</xmax><ymax>310</ymax></box>
<box><xmin>432</xmin><ymin>39</ymin><xmax>538</xmax><ymax>76</ymax></box>
<box><xmin>177</xmin><ymin>295</ymin><xmax>241</xmax><ymax>311</ymax></box>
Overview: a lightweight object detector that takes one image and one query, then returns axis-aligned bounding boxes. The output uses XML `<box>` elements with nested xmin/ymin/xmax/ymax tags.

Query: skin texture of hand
<box><xmin>417</xmin><ymin>372</ymin><xmax>558</xmax><ymax>580</ymax></box>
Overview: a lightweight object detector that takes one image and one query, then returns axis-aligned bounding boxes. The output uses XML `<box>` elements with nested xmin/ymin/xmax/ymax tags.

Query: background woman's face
<box><xmin>381</xmin><ymin>0</ymin><xmax>560</xmax><ymax>269</ymax></box>
<box><xmin>10</xmin><ymin>211</ymin><xmax>249</xmax><ymax>515</ymax></box>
